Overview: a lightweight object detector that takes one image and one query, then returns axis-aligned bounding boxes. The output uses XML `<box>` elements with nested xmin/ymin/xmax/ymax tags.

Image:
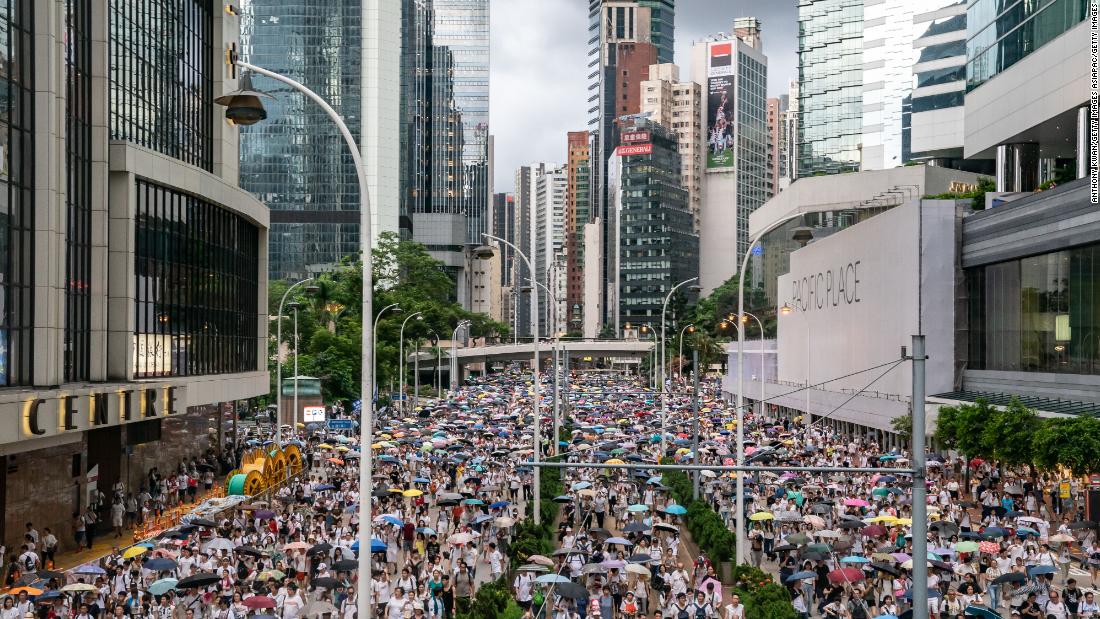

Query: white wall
<box><xmin>699</xmin><ymin>173</ymin><xmax>738</xmax><ymax>293</ymax></box>
<box><xmin>776</xmin><ymin>200</ymin><xmax>956</xmax><ymax>399</ymax></box>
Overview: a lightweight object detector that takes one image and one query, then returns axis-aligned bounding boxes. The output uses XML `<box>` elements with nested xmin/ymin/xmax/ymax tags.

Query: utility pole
<box><xmin>910</xmin><ymin>335</ymin><xmax>929</xmax><ymax>618</ymax></box>
<box><xmin>691</xmin><ymin>347</ymin><xmax>700</xmax><ymax>500</ymax></box>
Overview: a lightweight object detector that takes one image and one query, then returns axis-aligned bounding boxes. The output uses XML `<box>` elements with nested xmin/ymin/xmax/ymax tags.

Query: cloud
<box><xmin>490</xmin><ymin>0</ymin><xmax>798</xmax><ymax>192</ymax></box>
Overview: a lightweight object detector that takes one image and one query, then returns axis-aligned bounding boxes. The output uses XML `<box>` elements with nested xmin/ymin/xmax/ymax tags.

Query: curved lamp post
<box><xmin>660</xmin><ymin>277</ymin><xmax>698</xmax><ymax>457</ymax></box>
<box><xmin>218</xmin><ymin>60</ymin><xmax>376</xmax><ymax>619</ymax></box>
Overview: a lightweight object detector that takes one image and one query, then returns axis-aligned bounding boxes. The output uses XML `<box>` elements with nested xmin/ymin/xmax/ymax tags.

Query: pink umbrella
<box><xmin>890</xmin><ymin>552</ymin><xmax>911</xmax><ymax>563</ymax></box>
<box><xmin>844</xmin><ymin>498</ymin><xmax>869</xmax><ymax>507</ymax></box>
<box><xmin>827</xmin><ymin>568</ymin><xmax>865</xmax><ymax>583</ymax></box>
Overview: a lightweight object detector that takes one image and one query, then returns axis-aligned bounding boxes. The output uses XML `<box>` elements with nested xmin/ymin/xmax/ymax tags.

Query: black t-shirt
<box><xmin>1065</xmin><ymin>587</ymin><xmax>1081</xmax><ymax>611</ymax></box>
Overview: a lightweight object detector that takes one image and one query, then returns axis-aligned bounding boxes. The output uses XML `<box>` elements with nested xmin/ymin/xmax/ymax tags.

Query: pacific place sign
<box><xmin>788</xmin><ymin>261</ymin><xmax>862</xmax><ymax>312</ymax></box>
<box><xmin>19</xmin><ymin>385</ymin><xmax>186</xmax><ymax>440</ymax></box>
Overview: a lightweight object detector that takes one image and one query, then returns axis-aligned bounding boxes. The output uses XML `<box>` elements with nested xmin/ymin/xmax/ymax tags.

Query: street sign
<box><xmin>391</xmin><ymin>393</ymin><xmax>407</xmax><ymax>401</ymax></box>
<box><xmin>327</xmin><ymin>419</ymin><xmax>355</xmax><ymax>430</ymax></box>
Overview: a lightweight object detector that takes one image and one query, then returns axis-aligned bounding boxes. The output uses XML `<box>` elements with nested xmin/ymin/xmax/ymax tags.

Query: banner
<box><xmin>616</xmin><ymin>143</ymin><xmax>653</xmax><ymax>156</ymax></box>
<box><xmin>707</xmin><ymin>75</ymin><xmax>735</xmax><ymax>169</ymax></box>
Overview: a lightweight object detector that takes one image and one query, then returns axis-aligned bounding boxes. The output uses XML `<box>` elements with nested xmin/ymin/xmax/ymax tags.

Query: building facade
<box><xmin>1</xmin><ymin>0</ymin><xmax>268</xmax><ymax>551</ymax></box>
<box><xmin>400</xmin><ymin>0</ymin><xmax>491</xmax><ymax>307</ymax></box>
<box><xmin>613</xmin><ymin>120</ymin><xmax>698</xmax><ymax>329</ymax></box>
<box><xmin>690</xmin><ymin>24</ymin><xmax>770</xmax><ymax>294</ymax></box>
<box><xmin>565</xmin><ymin>132</ymin><xmax>592</xmax><ymax>335</ymax></box>
<box><xmin>909</xmin><ymin>1</ymin><xmax>968</xmax><ymax>164</ymax></box>
<box><xmin>797</xmin><ymin>0</ymin><xmax>863</xmax><ymax>176</ymax></box>
<box><xmin>963</xmin><ymin>0</ymin><xmax>1090</xmax><ymax>191</ymax></box>
<box><xmin>239</xmin><ymin>0</ymin><xmax>365</xmax><ymax>280</ymax></box>
<box><xmin>587</xmin><ymin>0</ymin><xmax>676</xmax><ymax>330</ymax></box>
<box><xmin>640</xmin><ymin>64</ymin><xmax>703</xmax><ymax>230</ymax></box>
<box><xmin>534</xmin><ymin>166</ymin><xmax>568</xmax><ymax>338</ymax></box>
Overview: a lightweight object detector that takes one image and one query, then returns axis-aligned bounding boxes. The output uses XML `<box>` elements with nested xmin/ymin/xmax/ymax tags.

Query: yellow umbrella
<box><xmin>371</xmin><ymin>443</ymin><xmax>384</xmax><ymax>449</ymax></box>
<box><xmin>894</xmin><ymin>518</ymin><xmax>913</xmax><ymax>526</ymax></box>
<box><xmin>675</xmin><ymin>448</ymin><xmax>691</xmax><ymax>454</ymax></box>
<box><xmin>335</xmin><ymin>446</ymin><xmax>350</xmax><ymax>452</ymax></box>
<box><xmin>604</xmin><ymin>458</ymin><xmax>625</xmax><ymax>464</ymax></box>
<box><xmin>870</xmin><ymin>515</ymin><xmax>898</xmax><ymax>524</ymax></box>
<box><xmin>122</xmin><ymin>546</ymin><xmax>148</xmax><ymax>559</ymax></box>
<box><xmin>402</xmin><ymin>489</ymin><xmax>424</xmax><ymax>498</ymax></box>
<box><xmin>749</xmin><ymin>512</ymin><xmax>774</xmax><ymax>521</ymax></box>
<box><xmin>388</xmin><ymin>487</ymin><xmax>405</xmax><ymax>494</ymax></box>
<box><xmin>317</xmin><ymin>443</ymin><xmax>333</xmax><ymax>449</ymax></box>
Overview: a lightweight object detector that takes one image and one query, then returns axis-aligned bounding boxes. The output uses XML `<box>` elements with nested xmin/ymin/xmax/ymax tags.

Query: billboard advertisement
<box><xmin>303</xmin><ymin>406</ymin><xmax>326</xmax><ymax>423</ymax></box>
<box><xmin>706</xmin><ymin>42</ymin><xmax>735</xmax><ymax>169</ymax></box>
<box><xmin>616</xmin><ymin>143</ymin><xmax>653</xmax><ymax>156</ymax></box>
<box><xmin>621</xmin><ymin>131</ymin><xmax>651</xmax><ymax>144</ymax></box>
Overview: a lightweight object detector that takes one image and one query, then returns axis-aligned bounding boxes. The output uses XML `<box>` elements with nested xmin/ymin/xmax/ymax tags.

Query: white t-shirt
<box><xmin>282</xmin><ymin>593</ymin><xmax>304</xmax><ymax>619</ymax></box>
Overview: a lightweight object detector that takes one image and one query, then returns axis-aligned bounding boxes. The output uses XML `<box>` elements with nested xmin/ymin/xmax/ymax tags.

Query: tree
<box><xmin>936</xmin><ymin>399</ymin><xmax>995</xmax><ymax>460</ymax></box>
<box><xmin>1031</xmin><ymin>416</ymin><xmax>1100</xmax><ymax>476</ymax></box>
<box><xmin>980</xmin><ymin>398</ymin><xmax>1040</xmax><ymax>469</ymax></box>
<box><xmin>891</xmin><ymin>414</ymin><xmax>912</xmax><ymax>443</ymax></box>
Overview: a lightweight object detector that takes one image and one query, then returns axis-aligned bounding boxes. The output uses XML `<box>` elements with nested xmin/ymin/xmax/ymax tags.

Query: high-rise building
<box><xmin>784</xmin><ymin>80</ymin><xmax>799</xmax><ymax>185</ymax></box>
<box><xmin>963</xmin><ymin>0</ymin><xmax>1088</xmax><ymax>190</ymax></box>
<box><xmin>565</xmin><ymin>132</ymin><xmax>592</xmax><ymax>335</ymax></box>
<box><xmin>587</xmin><ymin>0</ymin><xmax>676</xmax><ymax>330</ymax></box>
<box><xmin>797</xmin><ymin>0</ymin><xmax>863</xmax><ymax>177</ymax></box>
<box><xmin>640</xmin><ymin>64</ymin><xmax>703</xmax><ymax>229</ymax></box>
<box><xmin>612</xmin><ymin>119</ymin><xmax>699</xmax><ymax>330</ymax></box>
<box><xmin>909</xmin><ymin>2</ymin><xmax>967</xmax><ymax>165</ymax></box>
<box><xmin>400</xmin><ymin>0</ymin><xmax>491</xmax><ymax>307</ymax></box>
<box><xmin>691</xmin><ymin>22</ymin><xmax>770</xmax><ymax>293</ymax></box>
<box><xmin>534</xmin><ymin>166</ymin><xmax>569</xmax><ymax>337</ymax></box>
<box><xmin>0</xmin><ymin>0</ymin><xmax>268</xmax><ymax>551</ymax></box>
<box><xmin>491</xmin><ymin>192</ymin><xmax>517</xmax><ymax>338</ymax></box>
<box><xmin>512</xmin><ymin>165</ymin><xmax>547</xmax><ymax>338</ymax></box>
<box><xmin>766</xmin><ymin>97</ymin><xmax>786</xmax><ymax>197</ymax></box>
<box><xmin>240</xmin><ymin>0</ymin><xmax>369</xmax><ymax>280</ymax></box>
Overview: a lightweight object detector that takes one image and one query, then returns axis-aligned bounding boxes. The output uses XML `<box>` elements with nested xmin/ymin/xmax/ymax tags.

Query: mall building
<box><xmin>0</xmin><ymin>2</ymin><xmax>268</xmax><ymax>550</ymax></box>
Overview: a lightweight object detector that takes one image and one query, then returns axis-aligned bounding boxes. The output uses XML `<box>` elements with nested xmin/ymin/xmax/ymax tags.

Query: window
<box><xmin>134</xmin><ymin>180</ymin><xmax>260</xmax><ymax>377</ymax></box>
<box><xmin>0</xmin><ymin>0</ymin><xmax>35</xmax><ymax>386</ymax></box>
<box><xmin>967</xmin><ymin>243</ymin><xmax>1100</xmax><ymax>374</ymax></box>
<box><xmin>65</xmin><ymin>0</ymin><xmax>92</xmax><ymax>381</ymax></box>
<box><xmin>109</xmin><ymin>0</ymin><xmax>214</xmax><ymax>170</ymax></box>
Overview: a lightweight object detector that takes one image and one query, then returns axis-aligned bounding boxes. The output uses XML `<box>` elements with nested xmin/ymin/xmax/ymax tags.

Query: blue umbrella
<box><xmin>351</xmin><ymin>538</ymin><xmax>389</xmax><ymax>553</ymax></box>
<box><xmin>785</xmin><ymin>571</ymin><xmax>816</xmax><ymax>583</ymax></box>
<box><xmin>380</xmin><ymin>515</ymin><xmax>404</xmax><ymax>527</ymax></box>
<box><xmin>963</xmin><ymin>606</ymin><xmax>1001</xmax><ymax>618</ymax></box>
<box><xmin>571</xmin><ymin>481</ymin><xmax>592</xmax><ymax>490</ymax></box>
<box><xmin>416</xmin><ymin>527</ymin><xmax>437</xmax><ymax>535</ymax></box>
<box><xmin>144</xmin><ymin>558</ymin><xmax>178</xmax><ymax>571</ymax></box>
<box><xmin>148</xmin><ymin>578</ymin><xmax>179</xmax><ymax>596</ymax></box>
<box><xmin>840</xmin><ymin>556</ymin><xmax>870</xmax><ymax>564</ymax></box>
<box><xmin>413</xmin><ymin>477</ymin><xmax>431</xmax><ymax>484</ymax></box>
<box><xmin>489</xmin><ymin>501</ymin><xmax>510</xmax><ymax>509</ymax></box>
<box><xmin>315</xmin><ymin>484</ymin><xmax>336</xmax><ymax>491</ymax></box>
<box><xmin>872</xmin><ymin>615</ymin><xmax>898</xmax><ymax>619</ymax></box>
<box><xmin>1028</xmin><ymin>565</ymin><xmax>1056</xmax><ymax>576</ymax></box>
<box><xmin>665</xmin><ymin>505</ymin><xmax>687</xmax><ymax>515</ymax></box>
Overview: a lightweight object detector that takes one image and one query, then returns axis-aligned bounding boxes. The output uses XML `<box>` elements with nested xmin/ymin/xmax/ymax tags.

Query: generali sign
<box><xmin>616</xmin><ymin>143</ymin><xmax>653</xmax><ymax>156</ymax></box>
<box><xmin>14</xmin><ymin>384</ymin><xmax>187</xmax><ymax>440</ymax></box>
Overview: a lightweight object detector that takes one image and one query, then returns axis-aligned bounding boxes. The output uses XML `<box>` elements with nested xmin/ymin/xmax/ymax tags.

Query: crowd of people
<box><xmin>0</xmin><ymin>368</ymin><xmax>1094</xmax><ymax>619</ymax></box>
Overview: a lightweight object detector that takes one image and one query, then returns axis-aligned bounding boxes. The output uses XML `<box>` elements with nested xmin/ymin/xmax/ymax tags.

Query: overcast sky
<box><xmin>488</xmin><ymin>0</ymin><xmax>798</xmax><ymax>192</ymax></box>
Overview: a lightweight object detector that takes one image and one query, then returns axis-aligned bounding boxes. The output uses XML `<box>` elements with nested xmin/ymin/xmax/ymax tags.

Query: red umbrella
<box><xmin>243</xmin><ymin>596</ymin><xmax>277</xmax><ymax>609</ymax></box>
<box><xmin>862</xmin><ymin>525</ymin><xmax>887</xmax><ymax>537</ymax></box>
<box><xmin>978</xmin><ymin>541</ymin><xmax>1001</xmax><ymax>554</ymax></box>
<box><xmin>827</xmin><ymin>568</ymin><xmax>865</xmax><ymax>584</ymax></box>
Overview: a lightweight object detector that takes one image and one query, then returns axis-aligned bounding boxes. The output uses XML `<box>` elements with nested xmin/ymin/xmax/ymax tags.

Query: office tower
<box><xmin>909</xmin><ymin>2</ymin><xmax>967</xmax><ymax>165</ymax></box>
<box><xmin>767</xmin><ymin>97</ymin><xmax>784</xmax><ymax>197</ymax></box>
<box><xmin>611</xmin><ymin>119</ymin><xmax>698</xmax><ymax>330</ymax></box>
<box><xmin>491</xmin><ymin>192</ymin><xmax>516</xmax><ymax>337</ymax></box>
<box><xmin>400</xmin><ymin>0</ymin><xmax>491</xmax><ymax>307</ymax></box>
<box><xmin>565</xmin><ymin>132</ymin><xmax>592</xmax><ymax>335</ymax></box>
<box><xmin>533</xmin><ymin>166</ymin><xmax>568</xmax><ymax>337</ymax></box>
<box><xmin>587</xmin><ymin>0</ymin><xmax>676</xmax><ymax>330</ymax></box>
<box><xmin>240</xmin><ymin>0</ymin><xmax>367</xmax><ymax>280</ymax></box>
<box><xmin>784</xmin><ymin>80</ymin><xmax>799</xmax><ymax>184</ymax></box>
<box><xmin>640</xmin><ymin>64</ymin><xmax>703</xmax><ymax>230</ymax></box>
<box><xmin>691</xmin><ymin>22</ymin><xmax>769</xmax><ymax>293</ymax></box>
<box><xmin>797</xmin><ymin>0</ymin><xmax>863</xmax><ymax>176</ymax></box>
<box><xmin>512</xmin><ymin>165</ymin><xmax>545</xmax><ymax>338</ymax></box>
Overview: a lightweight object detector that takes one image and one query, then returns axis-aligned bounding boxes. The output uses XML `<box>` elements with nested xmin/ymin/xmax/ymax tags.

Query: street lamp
<box><xmin>275</xmin><ymin>278</ymin><xmax>316</xmax><ymax>448</ymax></box>
<box><xmin>734</xmin><ymin>212</ymin><xmax>807</xmax><ymax>565</ymax></box>
<box><xmin>660</xmin><ymin>277</ymin><xmax>699</xmax><ymax>457</ymax></box>
<box><xmin>427</xmin><ymin>329</ymin><xmax>442</xmax><ymax>397</ymax></box>
<box><xmin>640</xmin><ymin>325</ymin><xmax>657</xmax><ymax>392</ymax></box>
<box><xmin>476</xmin><ymin>235</ymin><xmax>543</xmax><ymax>525</ymax></box>
<box><xmin>288</xmin><ymin>300</ymin><xmax>302</xmax><ymax>436</ymax></box>
<box><xmin>526</xmin><ymin>277</ymin><xmax>562</xmax><ymax>456</ymax></box>
<box><xmin>399</xmin><ymin>313</ymin><xmax>424</xmax><ymax>411</ymax></box>
<box><xmin>217</xmin><ymin>57</ymin><xmax>375</xmax><ymax>619</ymax></box>
<box><xmin>450</xmin><ymin>320</ymin><xmax>472</xmax><ymax>391</ymax></box>
<box><xmin>737</xmin><ymin>312</ymin><xmax>768</xmax><ymax>419</ymax></box>
<box><xmin>372</xmin><ymin>304</ymin><xmax>402</xmax><ymax>413</ymax></box>
<box><xmin>678</xmin><ymin>323</ymin><xmax>695</xmax><ymax>380</ymax></box>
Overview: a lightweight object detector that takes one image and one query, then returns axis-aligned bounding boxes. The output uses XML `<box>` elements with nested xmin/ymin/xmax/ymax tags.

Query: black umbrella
<box><xmin>556</xmin><ymin>581</ymin><xmax>589</xmax><ymax>600</ymax></box>
<box><xmin>622</xmin><ymin>522</ymin><xmax>649</xmax><ymax>533</ymax></box>
<box><xmin>838</xmin><ymin>521</ymin><xmax>864</xmax><ymax>529</ymax></box>
<box><xmin>772</xmin><ymin>544</ymin><xmax>799</xmax><ymax>553</ymax></box>
<box><xmin>189</xmin><ymin>518</ymin><xmax>218</xmax><ymax>528</ymax></box>
<box><xmin>333</xmin><ymin>560</ymin><xmax>358</xmax><ymax>571</ymax></box>
<box><xmin>235</xmin><ymin>546</ymin><xmax>267</xmax><ymax>558</ymax></box>
<box><xmin>312</xmin><ymin>577</ymin><xmax>342</xmax><ymax>589</ymax></box>
<box><xmin>992</xmin><ymin>572</ymin><xmax>1026</xmax><ymax>585</ymax></box>
<box><xmin>308</xmin><ymin>543</ymin><xmax>333</xmax><ymax>556</ymax></box>
<box><xmin>870</xmin><ymin>563</ymin><xmax>900</xmax><ymax>576</ymax></box>
<box><xmin>177</xmin><ymin>572</ymin><xmax>220</xmax><ymax>588</ymax></box>
<box><xmin>929</xmin><ymin>521</ymin><xmax>959</xmax><ymax>535</ymax></box>
<box><xmin>627</xmin><ymin>554</ymin><xmax>653</xmax><ymax>563</ymax></box>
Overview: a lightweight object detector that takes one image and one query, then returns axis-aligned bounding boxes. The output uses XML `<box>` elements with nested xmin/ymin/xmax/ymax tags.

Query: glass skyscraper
<box><xmin>400</xmin><ymin>0</ymin><xmax>490</xmax><ymax>247</ymax></box>
<box><xmin>797</xmin><ymin>0</ymin><xmax>863</xmax><ymax>176</ymax></box>
<box><xmin>238</xmin><ymin>0</ymin><xmax>362</xmax><ymax>281</ymax></box>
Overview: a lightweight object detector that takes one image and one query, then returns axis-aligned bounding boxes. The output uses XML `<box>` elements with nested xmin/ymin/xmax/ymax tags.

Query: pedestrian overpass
<box><xmin>451</xmin><ymin>339</ymin><xmax>653</xmax><ymax>369</ymax></box>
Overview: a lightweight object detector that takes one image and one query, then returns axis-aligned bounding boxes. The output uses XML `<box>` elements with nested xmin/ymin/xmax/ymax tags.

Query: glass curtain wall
<box><xmin>968</xmin><ymin>242</ymin><xmax>1100</xmax><ymax>374</ymax></box>
<box><xmin>134</xmin><ymin>180</ymin><xmax>260</xmax><ymax>378</ymax></box>
<box><xmin>65</xmin><ymin>0</ymin><xmax>93</xmax><ymax>382</ymax></box>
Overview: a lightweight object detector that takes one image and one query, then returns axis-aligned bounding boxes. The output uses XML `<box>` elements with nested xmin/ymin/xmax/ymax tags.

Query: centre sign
<box><xmin>16</xmin><ymin>385</ymin><xmax>186</xmax><ymax>440</ymax></box>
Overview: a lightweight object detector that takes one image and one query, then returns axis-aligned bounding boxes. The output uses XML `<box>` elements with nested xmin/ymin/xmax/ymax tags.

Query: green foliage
<box><xmin>456</xmin><ymin>578</ymin><xmax>513</xmax><ymax>619</ymax></box>
<box><xmin>937</xmin><ymin>398</ymin><xmax>1099</xmax><ymax>476</ymax></box>
<box><xmin>923</xmin><ymin>177</ymin><xmax>995</xmax><ymax>210</ymax></box>
<box><xmin>890</xmin><ymin>414</ymin><xmax>912</xmax><ymax>443</ymax></box>
<box><xmin>663</xmin><ymin>470</ymin><xmax>736</xmax><ymax>562</ymax></box>
<box><xmin>729</xmin><ymin>565</ymin><xmax>798</xmax><ymax>619</ymax></box>
<box><xmin>269</xmin><ymin>232</ymin><xmax>509</xmax><ymax>404</ymax></box>
<box><xmin>1031</xmin><ymin>416</ymin><xmax>1100</xmax><ymax>476</ymax></box>
<box><xmin>510</xmin><ymin>465</ymin><xmax>562</xmax><ymax>570</ymax></box>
